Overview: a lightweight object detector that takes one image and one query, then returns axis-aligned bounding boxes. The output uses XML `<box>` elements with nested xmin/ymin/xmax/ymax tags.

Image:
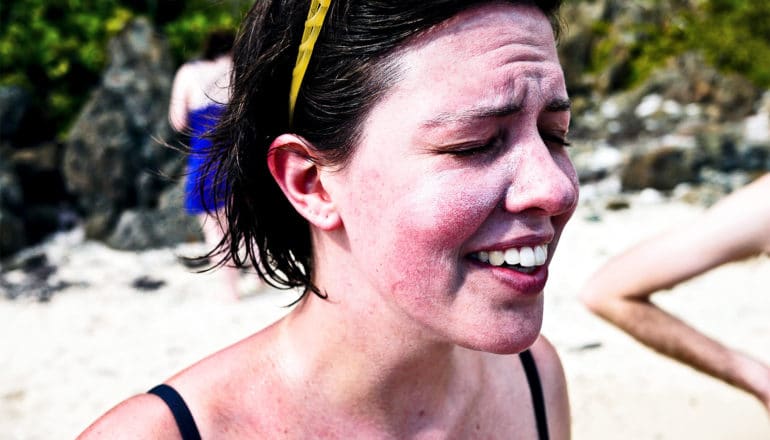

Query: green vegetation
<box><xmin>0</xmin><ymin>0</ymin><xmax>249</xmax><ymax>140</ymax></box>
<box><xmin>585</xmin><ymin>0</ymin><xmax>770</xmax><ymax>91</ymax></box>
<box><xmin>1</xmin><ymin>1</ymin><xmax>769</xmax><ymax>140</ymax></box>
<box><xmin>695</xmin><ymin>0</ymin><xmax>770</xmax><ymax>86</ymax></box>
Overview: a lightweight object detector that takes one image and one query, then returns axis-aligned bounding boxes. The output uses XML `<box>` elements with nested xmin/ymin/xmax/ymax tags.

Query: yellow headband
<box><xmin>289</xmin><ymin>0</ymin><xmax>331</xmax><ymax>124</ymax></box>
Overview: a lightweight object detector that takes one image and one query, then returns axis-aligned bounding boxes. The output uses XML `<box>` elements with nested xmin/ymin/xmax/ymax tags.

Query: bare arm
<box><xmin>77</xmin><ymin>394</ymin><xmax>182</xmax><ymax>439</ymax></box>
<box><xmin>168</xmin><ymin>64</ymin><xmax>192</xmax><ymax>132</ymax></box>
<box><xmin>580</xmin><ymin>174</ymin><xmax>770</xmax><ymax>411</ymax></box>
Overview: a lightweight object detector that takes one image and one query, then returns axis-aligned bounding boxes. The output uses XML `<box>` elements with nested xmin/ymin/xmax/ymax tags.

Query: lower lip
<box><xmin>468</xmin><ymin>259</ymin><xmax>549</xmax><ymax>296</ymax></box>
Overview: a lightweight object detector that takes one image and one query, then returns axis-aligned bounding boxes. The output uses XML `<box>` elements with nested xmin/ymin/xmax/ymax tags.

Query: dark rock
<box><xmin>0</xmin><ymin>210</ymin><xmax>25</xmax><ymax>259</ymax></box>
<box><xmin>570</xmin><ymin>342</ymin><xmax>603</xmax><ymax>352</ymax></box>
<box><xmin>106</xmin><ymin>206</ymin><xmax>201</xmax><ymax>251</ymax></box>
<box><xmin>84</xmin><ymin>210</ymin><xmax>118</xmax><ymax>241</ymax></box>
<box><xmin>131</xmin><ymin>275</ymin><xmax>165</xmax><ymax>292</ymax></box>
<box><xmin>157</xmin><ymin>177</ymin><xmax>189</xmax><ymax>210</ymax></box>
<box><xmin>22</xmin><ymin>205</ymin><xmax>66</xmax><ymax>244</ymax></box>
<box><xmin>695</xmin><ymin>127</ymin><xmax>744</xmax><ymax>172</ymax></box>
<box><xmin>11</xmin><ymin>142</ymin><xmax>71</xmax><ymax>205</ymax></box>
<box><xmin>0</xmin><ymin>86</ymin><xmax>30</xmax><ymax>140</ymax></box>
<box><xmin>0</xmin><ymin>157</ymin><xmax>23</xmax><ymax>210</ymax></box>
<box><xmin>621</xmin><ymin>145</ymin><xmax>698</xmax><ymax>191</ymax></box>
<box><xmin>0</xmin><ymin>142</ymin><xmax>77</xmax><ymax>249</ymax></box>
<box><xmin>0</xmin><ymin>251</ymin><xmax>71</xmax><ymax>302</ymax></box>
<box><xmin>105</xmin><ymin>176</ymin><xmax>202</xmax><ymax>250</ymax></box>
<box><xmin>604</xmin><ymin>196</ymin><xmax>630</xmax><ymax>211</ymax></box>
<box><xmin>741</xmin><ymin>145</ymin><xmax>769</xmax><ymax>171</ymax></box>
<box><xmin>584</xmin><ymin>213</ymin><xmax>602</xmax><ymax>223</ymax></box>
<box><xmin>0</xmin><ymin>160</ymin><xmax>26</xmax><ymax>258</ymax></box>
<box><xmin>3</xmin><ymin>249</ymin><xmax>47</xmax><ymax>272</ymax></box>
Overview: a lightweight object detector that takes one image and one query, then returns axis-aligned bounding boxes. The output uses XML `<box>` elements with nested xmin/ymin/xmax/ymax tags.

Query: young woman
<box><xmin>81</xmin><ymin>1</ymin><xmax>578</xmax><ymax>438</ymax></box>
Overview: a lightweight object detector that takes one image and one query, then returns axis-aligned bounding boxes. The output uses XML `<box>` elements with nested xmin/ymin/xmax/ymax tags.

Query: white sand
<box><xmin>1</xmin><ymin>198</ymin><xmax>768</xmax><ymax>439</ymax></box>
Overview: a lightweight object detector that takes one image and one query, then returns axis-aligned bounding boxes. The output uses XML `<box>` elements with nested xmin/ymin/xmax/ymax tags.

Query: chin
<box><xmin>454</xmin><ymin>307</ymin><xmax>544</xmax><ymax>355</ymax></box>
<box><xmin>472</xmin><ymin>328</ymin><xmax>541</xmax><ymax>355</ymax></box>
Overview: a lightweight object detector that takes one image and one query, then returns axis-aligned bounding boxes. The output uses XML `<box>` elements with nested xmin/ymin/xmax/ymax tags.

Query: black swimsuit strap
<box><xmin>148</xmin><ymin>384</ymin><xmax>202</xmax><ymax>440</ymax></box>
<box><xmin>519</xmin><ymin>349</ymin><xmax>549</xmax><ymax>440</ymax></box>
<box><xmin>145</xmin><ymin>357</ymin><xmax>546</xmax><ymax>440</ymax></box>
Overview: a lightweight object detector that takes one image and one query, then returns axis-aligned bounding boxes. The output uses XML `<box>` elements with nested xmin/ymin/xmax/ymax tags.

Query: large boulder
<box><xmin>106</xmin><ymin>206</ymin><xmax>202</xmax><ymax>251</ymax></box>
<box><xmin>106</xmin><ymin>179</ymin><xmax>202</xmax><ymax>250</ymax></box>
<box><xmin>63</xmin><ymin>17</ymin><xmax>181</xmax><ymax>240</ymax></box>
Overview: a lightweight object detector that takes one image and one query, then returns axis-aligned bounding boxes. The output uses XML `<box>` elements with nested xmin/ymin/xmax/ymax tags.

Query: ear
<box><xmin>267</xmin><ymin>134</ymin><xmax>341</xmax><ymax>231</ymax></box>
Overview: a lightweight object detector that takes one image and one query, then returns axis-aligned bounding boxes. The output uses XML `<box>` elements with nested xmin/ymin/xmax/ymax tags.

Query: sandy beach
<box><xmin>1</xmin><ymin>196</ymin><xmax>768</xmax><ymax>439</ymax></box>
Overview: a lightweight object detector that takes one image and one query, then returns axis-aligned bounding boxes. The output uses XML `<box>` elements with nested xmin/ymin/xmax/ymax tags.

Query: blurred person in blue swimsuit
<box><xmin>169</xmin><ymin>30</ymin><xmax>243</xmax><ymax>299</ymax></box>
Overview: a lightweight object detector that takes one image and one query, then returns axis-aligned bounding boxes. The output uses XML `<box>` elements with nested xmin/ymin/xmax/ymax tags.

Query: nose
<box><xmin>503</xmin><ymin>137</ymin><xmax>578</xmax><ymax>217</ymax></box>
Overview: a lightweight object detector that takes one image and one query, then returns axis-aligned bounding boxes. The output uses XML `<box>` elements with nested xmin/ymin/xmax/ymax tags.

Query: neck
<box><xmin>272</xmin><ymin>271</ymin><xmax>483</xmax><ymax>433</ymax></box>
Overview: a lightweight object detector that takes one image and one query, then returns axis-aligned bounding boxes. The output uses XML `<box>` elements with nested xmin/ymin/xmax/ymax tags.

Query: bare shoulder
<box><xmin>77</xmin><ymin>393</ymin><xmax>181</xmax><ymax>439</ymax></box>
<box><xmin>528</xmin><ymin>336</ymin><xmax>566</xmax><ymax>385</ymax></box>
<box><xmin>171</xmin><ymin>61</ymin><xmax>205</xmax><ymax>93</ymax></box>
<box><xmin>527</xmin><ymin>335</ymin><xmax>571</xmax><ymax>440</ymax></box>
<box><xmin>172</xmin><ymin>61</ymin><xmax>194</xmax><ymax>84</ymax></box>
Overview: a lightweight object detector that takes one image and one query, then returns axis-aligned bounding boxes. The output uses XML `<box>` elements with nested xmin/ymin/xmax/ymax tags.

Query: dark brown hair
<box><xmin>206</xmin><ymin>0</ymin><xmax>563</xmax><ymax>301</ymax></box>
<box><xmin>201</xmin><ymin>29</ymin><xmax>235</xmax><ymax>60</ymax></box>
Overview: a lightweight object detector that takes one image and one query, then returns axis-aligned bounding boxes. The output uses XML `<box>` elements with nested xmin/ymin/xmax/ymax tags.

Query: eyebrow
<box><xmin>420</xmin><ymin>98</ymin><xmax>571</xmax><ymax>129</ymax></box>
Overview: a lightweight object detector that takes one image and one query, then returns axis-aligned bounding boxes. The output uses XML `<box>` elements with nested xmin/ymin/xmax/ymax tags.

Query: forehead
<box><xmin>402</xmin><ymin>3</ymin><xmax>557</xmax><ymax>64</ymax></box>
<box><xmin>370</xmin><ymin>3</ymin><xmax>565</xmax><ymax>124</ymax></box>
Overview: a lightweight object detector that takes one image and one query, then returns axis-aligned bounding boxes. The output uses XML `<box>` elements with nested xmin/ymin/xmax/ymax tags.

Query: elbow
<box><xmin>578</xmin><ymin>284</ymin><xmax>613</xmax><ymax>319</ymax></box>
<box><xmin>169</xmin><ymin>115</ymin><xmax>185</xmax><ymax>133</ymax></box>
<box><xmin>578</xmin><ymin>284</ymin><xmax>600</xmax><ymax>311</ymax></box>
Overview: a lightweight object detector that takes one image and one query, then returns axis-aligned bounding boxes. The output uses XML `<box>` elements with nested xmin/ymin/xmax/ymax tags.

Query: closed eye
<box><xmin>442</xmin><ymin>131</ymin><xmax>506</xmax><ymax>158</ymax></box>
<box><xmin>540</xmin><ymin>131</ymin><xmax>571</xmax><ymax>148</ymax></box>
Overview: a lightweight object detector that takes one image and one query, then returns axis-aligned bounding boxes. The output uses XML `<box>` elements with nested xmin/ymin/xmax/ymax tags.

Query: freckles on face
<box><xmin>323</xmin><ymin>4</ymin><xmax>569</xmax><ymax>351</ymax></box>
<box><xmin>342</xmin><ymin>161</ymin><xmax>493</xmax><ymax>295</ymax></box>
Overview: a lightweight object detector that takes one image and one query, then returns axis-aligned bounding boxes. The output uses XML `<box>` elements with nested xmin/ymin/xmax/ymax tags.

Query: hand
<box><xmin>732</xmin><ymin>352</ymin><xmax>770</xmax><ymax>417</ymax></box>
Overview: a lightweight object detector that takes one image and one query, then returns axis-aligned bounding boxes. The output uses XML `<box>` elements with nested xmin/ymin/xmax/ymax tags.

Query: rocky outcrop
<box><xmin>1</xmin><ymin>18</ymin><xmax>202</xmax><ymax>260</ymax></box>
<box><xmin>558</xmin><ymin>1</ymin><xmax>768</xmax><ymax>198</ymax></box>
<box><xmin>569</xmin><ymin>49</ymin><xmax>768</xmax><ymax>195</ymax></box>
<box><xmin>62</xmin><ymin>17</ymin><xmax>198</xmax><ymax>248</ymax></box>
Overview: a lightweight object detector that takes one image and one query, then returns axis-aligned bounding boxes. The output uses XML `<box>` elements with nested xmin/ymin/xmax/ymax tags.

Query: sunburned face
<box><xmin>323</xmin><ymin>3</ymin><xmax>578</xmax><ymax>354</ymax></box>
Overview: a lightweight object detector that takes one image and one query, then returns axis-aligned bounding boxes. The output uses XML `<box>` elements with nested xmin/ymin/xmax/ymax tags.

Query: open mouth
<box><xmin>469</xmin><ymin>244</ymin><xmax>548</xmax><ymax>274</ymax></box>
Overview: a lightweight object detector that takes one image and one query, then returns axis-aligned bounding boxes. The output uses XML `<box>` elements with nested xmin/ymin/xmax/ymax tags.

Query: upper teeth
<box><xmin>474</xmin><ymin>244</ymin><xmax>548</xmax><ymax>267</ymax></box>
